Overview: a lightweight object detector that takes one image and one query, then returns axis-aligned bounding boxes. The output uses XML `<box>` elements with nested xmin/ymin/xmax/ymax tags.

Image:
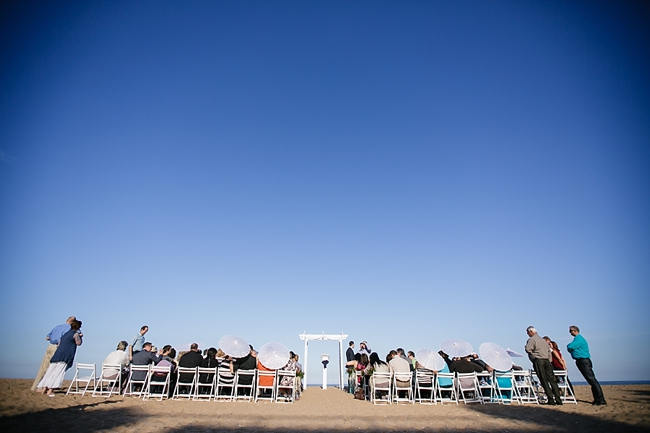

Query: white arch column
<box><xmin>299</xmin><ymin>333</ymin><xmax>348</xmax><ymax>389</ymax></box>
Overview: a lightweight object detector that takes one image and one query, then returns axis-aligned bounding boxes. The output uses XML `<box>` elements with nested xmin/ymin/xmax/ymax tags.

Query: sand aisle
<box><xmin>1</xmin><ymin>379</ymin><xmax>648</xmax><ymax>432</ymax></box>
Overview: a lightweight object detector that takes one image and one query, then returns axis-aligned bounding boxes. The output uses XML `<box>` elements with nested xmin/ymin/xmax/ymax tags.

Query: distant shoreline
<box><xmin>310</xmin><ymin>380</ymin><xmax>650</xmax><ymax>388</ymax></box>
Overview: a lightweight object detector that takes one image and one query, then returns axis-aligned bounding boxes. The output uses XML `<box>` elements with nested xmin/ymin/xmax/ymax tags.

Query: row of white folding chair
<box><xmin>369</xmin><ymin>371</ymin><xmax>416</xmax><ymax>405</ymax></box>
<box><xmin>66</xmin><ymin>363</ymin><xmax>96</xmax><ymax>396</ymax></box>
<box><xmin>123</xmin><ymin>364</ymin><xmax>171</xmax><ymax>399</ymax></box>
<box><xmin>528</xmin><ymin>370</ymin><xmax>577</xmax><ymax>404</ymax></box>
<box><xmin>171</xmin><ymin>367</ymin><xmax>296</xmax><ymax>403</ymax></box>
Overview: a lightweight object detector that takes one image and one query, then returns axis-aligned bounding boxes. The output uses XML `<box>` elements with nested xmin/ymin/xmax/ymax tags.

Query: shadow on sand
<box><xmin>0</xmin><ymin>400</ymin><xmax>140</xmax><ymax>433</ymax></box>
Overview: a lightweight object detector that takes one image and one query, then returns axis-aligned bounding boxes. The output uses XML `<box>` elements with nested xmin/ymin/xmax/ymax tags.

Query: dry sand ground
<box><xmin>1</xmin><ymin>379</ymin><xmax>649</xmax><ymax>432</ymax></box>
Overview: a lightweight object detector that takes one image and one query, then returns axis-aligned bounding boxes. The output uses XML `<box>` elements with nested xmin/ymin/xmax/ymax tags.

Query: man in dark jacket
<box><xmin>178</xmin><ymin>343</ymin><xmax>203</xmax><ymax>383</ymax></box>
<box><xmin>131</xmin><ymin>342</ymin><xmax>162</xmax><ymax>381</ymax></box>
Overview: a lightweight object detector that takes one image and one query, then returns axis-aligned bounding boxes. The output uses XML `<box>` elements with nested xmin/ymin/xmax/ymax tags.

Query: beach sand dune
<box><xmin>1</xmin><ymin>379</ymin><xmax>648</xmax><ymax>432</ymax></box>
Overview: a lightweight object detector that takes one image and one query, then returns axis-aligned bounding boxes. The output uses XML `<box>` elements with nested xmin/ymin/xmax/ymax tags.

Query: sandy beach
<box><xmin>1</xmin><ymin>379</ymin><xmax>648</xmax><ymax>432</ymax></box>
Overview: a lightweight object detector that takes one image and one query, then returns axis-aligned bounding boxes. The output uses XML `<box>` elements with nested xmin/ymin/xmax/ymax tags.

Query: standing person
<box><xmin>567</xmin><ymin>325</ymin><xmax>606</xmax><ymax>405</ymax></box>
<box><xmin>543</xmin><ymin>336</ymin><xmax>574</xmax><ymax>393</ymax></box>
<box><xmin>346</xmin><ymin>341</ymin><xmax>355</xmax><ymax>394</ymax></box>
<box><xmin>129</xmin><ymin>325</ymin><xmax>149</xmax><ymax>361</ymax></box>
<box><xmin>524</xmin><ymin>326</ymin><xmax>563</xmax><ymax>405</ymax></box>
<box><xmin>358</xmin><ymin>341</ymin><xmax>371</xmax><ymax>356</ymax></box>
<box><xmin>36</xmin><ymin>319</ymin><xmax>83</xmax><ymax>396</ymax></box>
<box><xmin>31</xmin><ymin>316</ymin><xmax>75</xmax><ymax>391</ymax></box>
<box><xmin>346</xmin><ymin>341</ymin><xmax>355</xmax><ymax>362</ymax></box>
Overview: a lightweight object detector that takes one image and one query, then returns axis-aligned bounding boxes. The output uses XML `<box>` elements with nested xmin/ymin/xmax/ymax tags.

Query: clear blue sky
<box><xmin>1</xmin><ymin>1</ymin><xmax>648</xmax><ymax>384</ymax></box>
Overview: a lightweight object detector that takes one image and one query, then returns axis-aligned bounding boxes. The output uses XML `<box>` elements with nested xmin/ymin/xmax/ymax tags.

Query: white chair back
<box><xmin>553</xmin><ymin>370</ymin><xmax>577</xmax><ymax>404</ymax></box>
<box><xmin>255</xmin><ymin>369</ymin><xmax>277</xmax><ymax>402</ymax></box>
<box><xmin>494</xmin><ymin>371</ymin><xmax>515</xmax><ymax>404</ymax></box>
<box><xmin>370</xmin><ymin>371</ymin><xmax>391</xmax><ymax>405</ymax></box>
<box><xmin>513</xmin><ymin>370</ymin><xmax>539</xmax><ymax>404</ymax></box>
<box><xmin>276</xmin><ymin>369</ymin><xmax>296</xmax><ymax>403</ymax></box>
<box><xmin>234</xmin><ymin>369</ymin><xmax>257</xmax><ymax>401</ymax></box>
<box><xmin>392</xmin><ymin>370</ymin><xmax>413</xmax><ymax>404</ymax></box>
<box><xmin>456</xmin><ymin>372</ymin><xmax>481</xmax><ymax>404</ymax></box>
<box><xmin>66</xmin><ymin>363</ymin><xmax>96</xmax><ymax>396</ymax></box>
<box><xmin>92</xmin><ymin>363</ymin><xmax>123</xmax><ymax>397</ymax></box>
<box><xmin>194</xmin><ymin>367</ymin><xmax>217</xmax><ymax>401</ymax></box>
<box><xmin>414</xmin><ymin>369</ymin><xmax>435</xmax><ymax>405</ymax></box>
<box><xmin>144</xmin><ymin>365</ymin><xmax>171</xmax><ymax>400</ymax></box>
<box><xmin>173</xmin><ymin>367</ymin><xmax>197</xmax><ymax>399</ymax></box>
<box><xmin>435</xmin><ymin>372</ymin><xmax>458</xmax><ymax>405</ymax></box>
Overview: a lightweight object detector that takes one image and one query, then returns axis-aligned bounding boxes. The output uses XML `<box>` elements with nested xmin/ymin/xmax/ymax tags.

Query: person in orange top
<box><xmin>257</xmin><ymin>359</ymin><xmax>275</xmax><ymax>387</ymax></box>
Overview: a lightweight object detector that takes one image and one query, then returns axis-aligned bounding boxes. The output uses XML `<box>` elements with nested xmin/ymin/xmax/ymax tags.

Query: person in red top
<box><xmin>543</xmin><ymin>336</ymin><xmax>574</xmax><ymax>393</ymax></box>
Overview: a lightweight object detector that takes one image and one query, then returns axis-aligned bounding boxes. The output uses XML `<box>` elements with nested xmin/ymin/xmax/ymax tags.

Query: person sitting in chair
<box><xmin>102</xmin><ymin>340</ymin><xmax>130</xmax><ymax>388</ymax></box>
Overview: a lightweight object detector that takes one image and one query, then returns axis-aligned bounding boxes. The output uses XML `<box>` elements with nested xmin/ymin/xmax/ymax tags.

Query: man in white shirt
<box><xmin>388</xmin><ymin>350</ymin><xmax>411</xmax><ymax>389</ymax></box>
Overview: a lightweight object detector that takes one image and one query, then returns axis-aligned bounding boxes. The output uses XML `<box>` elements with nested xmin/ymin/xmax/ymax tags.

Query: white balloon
<box><xmin>218</xmin><ymin>335</ymin><xmax>250</xmax><ymax>358</ymax></box>
<box><xmin>441</xmin><ymin>340</ymin><xmax>474</xmax><ymax>358</ymax></box>
<box><xmin>479</xmin><ymin>342</ymin><xmax>513</xmax><ymax>371</ymax></box>
<box><xmin>258</xmin><ymin>342</ymin><xmax>290</xmax><ymax>370</ymax></box>
<box><xmin>416</xmin><ymin>348</ymin><xmax>446</xmax><ymax>371</ymax></box>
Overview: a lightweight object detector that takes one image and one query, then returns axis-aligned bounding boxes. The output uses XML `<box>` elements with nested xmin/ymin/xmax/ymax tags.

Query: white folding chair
<box><xmin>144</xmin><ymin>365</ymin><xmax>171</xmax><ymax>400</ymax></box>
<box><xmin>477</xmin><ymin>371</ymin><xmax>497</xmax><ymax>403</ymax></box>
<box><xmin>553</xmin><ymin>370</ymin><xmax>577</xmax><ymax>404</ymax></box>
<box><xmin>513</xmin><ymin>370</ymin><xmax>539</xmax><ymax>404</ymax></box>
<box><xmin>194</xmin><ymin>367</ymin><xmax>217</xmax><ymax>401</ymax></box>
<box><xmin>276</xmin><ymin>369</ymin><xmax>296</xmax><ymax>403</ymax></box>
<box><xmin>392</xmin><ymin>370</ymin><xmax>413</xmax><ymax>404</ymax></box>
<box><xmin>66</xmin><ymin>363</ymin><xmax>96</xmax><ymax>396</ymax></box>
<box><xmin>173</xmin><ymin>367</ymin><xmax>197</xmax><ymax>399</ymax></box>
<box><xmin>214</xmin><ymin>367</ymin><xmax>235</xmax><ymax>401</ymax></box>
<box><xmin>370</xmin><ymin>371</ymin><xmax>392</xmax><ymax>404</ymax></box>
<box><xmin>530</xmin><ymin>371</ymin><xmax>547</xmax><ymax>404</ymax></box>
<box><xmin>234</xmin><ymin>369</ymin><xmax>257</xmax><ymax>401</ymax></box>
<box><xmin>255</xmin><ymin>370</ymin><xmax>276</xmax><ymax>402</ymax></box>
<box><xmin>124</xmin><ymin>365</ymin><xmax>150</xmax><ymax>397</ymax></box>
<box><xmin>457</xmin><ymin>372</ymin><xmax>482</xmax><ymax>404</ymax></box>
<box><xmin>494</xmin><ymin>371</ymin><xmax>515</xmax><ymax>404</ymax></box>
<box><xmin>93</xmin><ymin>363</ymin><xmax>123</xmax><ymax>397</ymax></box>
<box><xmin>415</xmin><ymin>369</ymin><xmax>435</xmax><ymax>404</ymax></box>
<box><xmin>435</xmin><ymin>372</ymin><xmax>458</xmax><ymax>404</ymax></box>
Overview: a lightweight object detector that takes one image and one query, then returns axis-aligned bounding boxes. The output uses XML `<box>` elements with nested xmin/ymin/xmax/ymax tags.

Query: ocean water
<box><xmin>573</xmin><ymin>380</ymin><xmax>650</xmax><ymax>386</ymax></box>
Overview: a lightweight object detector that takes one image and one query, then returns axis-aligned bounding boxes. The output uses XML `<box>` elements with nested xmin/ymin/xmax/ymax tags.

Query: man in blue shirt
<box><xmin>129</xmin><ymin>325</ymin><xmax>149</xmax><ymax>361</ymax></box>
<box><xmin>31</xmin><ymin>316</ymin><xmax>75</xmax><ymax>391</ymax></box>
<box><xmin>567</xmin><ymin>325</ymin><xmax>606</xmax><ymax>405</ymax></box>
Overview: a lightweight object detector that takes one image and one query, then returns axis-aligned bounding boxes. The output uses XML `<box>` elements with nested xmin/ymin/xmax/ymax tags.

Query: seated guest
<box><xmin>202</xmin><ymin>347</ymin><xmax>219</xmax><ymax>368</ymax></box>
<box><xmin>102</xmin><ymin>340</ymin><xmax>130</xmax><ymax>381</ymax></box>
<box><xmin>178</xmin><ymin>343</ymin><xmax>203</xmax><ymax>383</ymax></box>
<box><xmin>388</xmin><ymin>350</ymin><xmax>411</xmax><ymax>388</ymax></box>
<box><xmin>195</xmin><ymin>347</ymin><xmax>218</xmax><ymax>393</ymax></box>
<box><xmin>468</xmin><ymin>353</ymin><xmax>494</xmax><ymax>372</ymax></box>
<box><xmin>279</xmin><ymin>353</ymin><xmax>298</xmax><ymax>388</ymax></box>
<box><xmin>407</xmin><ymin>351</ymin><xmax>421</xmax><ymax>370</ymax></box>
<box><xmin>131</xmin><ymin>342</ymin><xmax>162</xmax><ymax>381</ymax></box>
<box><xmin>369</xmin><ymin>352</ymin><xmax>390</xmax><ymax>398</ymax></box>
<box><xmin>257</xmin><ymin>358</ymin><xmax>276</xmax><ymax>397</ymax></box>
<box><xmin>232</xmin><ymin>345</ymin><xmax>257</xmax><ymax>386</ymax></box>
<box><xmin>159</xmin><ymin>345</ymin><xmax>177</xmax><ymax>371</ymax></box>
<box><xmin>438</xmin><ymin>351</ymin><xmax>483</xmax><ymax>374</ymax></box>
